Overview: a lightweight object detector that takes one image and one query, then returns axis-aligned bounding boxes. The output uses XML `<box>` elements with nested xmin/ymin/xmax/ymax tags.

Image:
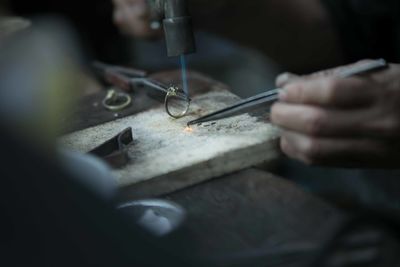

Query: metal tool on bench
<box><xmin>187</xmin><ymin>59</ymin><xmax>389</xmax><ymax>126</ymax></box>
<box><xmin>93</xmin><ymin>61</ymin><xmax>191</xmax><ymax>119</ymax></box>
<box><xmin>118</xmin><ymin>199</ymin><xmax>186</xmax><ymax>237</ymax></box>
<box><xmin>89</xmin><ymin>127</ymin><xmax>134</xmax><ymax>168</ymax></box>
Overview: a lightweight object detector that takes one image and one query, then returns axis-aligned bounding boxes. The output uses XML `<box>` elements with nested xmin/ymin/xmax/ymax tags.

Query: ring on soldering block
<box><xmin>164</xmin><ymin>86</ymin><xmax>191</xmax><ymax>119</ymax></box>
<box><xmin>102</xmin><ymin>89</ymin><xmax>132</xmax><ymax>111</ymax></box>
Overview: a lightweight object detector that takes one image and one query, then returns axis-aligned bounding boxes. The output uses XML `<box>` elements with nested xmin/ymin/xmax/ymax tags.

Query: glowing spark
<box><xmin>184</xmin><ymin>126</ymin><xmax>193</xmax><ymax>133</ymax></box>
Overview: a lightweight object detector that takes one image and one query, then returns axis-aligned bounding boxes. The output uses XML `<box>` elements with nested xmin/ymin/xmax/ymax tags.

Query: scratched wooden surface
<box><xmin>60</xmin><ymin>88</ymin><xmax>280</xmax><ymax>198</ymax></box>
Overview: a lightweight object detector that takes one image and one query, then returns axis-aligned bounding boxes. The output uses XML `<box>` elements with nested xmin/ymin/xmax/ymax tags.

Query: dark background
<box><xmin>8</xmin><ymin>1</ymin><xmax>129</xmax><ymax>64</ymax></box>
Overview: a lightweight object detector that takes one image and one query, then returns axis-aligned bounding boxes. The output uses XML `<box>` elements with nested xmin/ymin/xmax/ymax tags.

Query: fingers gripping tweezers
<box><xmin>187</xmin><ymin>59</ymin><xmax>388</xmax><ymax>126</ymax></box>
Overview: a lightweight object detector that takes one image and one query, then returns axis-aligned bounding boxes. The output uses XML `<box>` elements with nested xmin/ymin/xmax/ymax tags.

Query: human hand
<box><xmin>112</xmin><ymin>0</ymin><xmax>162</xmax><ymax>39</ymax></box>
<box><xmin>271</xmin><ymin>60</ymin><xmax>400</xmax><ymax>168</ymax></box>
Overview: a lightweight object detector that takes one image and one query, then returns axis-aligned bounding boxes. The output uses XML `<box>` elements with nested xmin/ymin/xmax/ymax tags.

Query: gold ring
<box><xmin>164</xmin><ymin>86</ymin><xmax>191</xmax><ymax>119</ymax></box>
<box><xmin>102</xmin><ymin>89</ymin><xmax>132</xmax><ymax>111</ymax></box>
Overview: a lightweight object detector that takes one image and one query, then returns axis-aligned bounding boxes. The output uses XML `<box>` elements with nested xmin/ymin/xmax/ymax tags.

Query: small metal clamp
<box><xmin>89</xmin><ymin>127</ymin><xmax>134</xmax><ymax>168</ymax></box>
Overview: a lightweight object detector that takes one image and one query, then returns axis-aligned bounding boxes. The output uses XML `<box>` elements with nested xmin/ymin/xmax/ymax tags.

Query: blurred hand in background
<box><xmin>112</xmin><ymin>0</ymin><xmax>162</xmax><ymax>39</ymax></box>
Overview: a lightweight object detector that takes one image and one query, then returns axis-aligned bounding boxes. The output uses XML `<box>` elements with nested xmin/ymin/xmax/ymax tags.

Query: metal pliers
<box><xmin>93</xmin><ymin>61</ymin><xmax>188</xmax><ymax>108</ymax></box>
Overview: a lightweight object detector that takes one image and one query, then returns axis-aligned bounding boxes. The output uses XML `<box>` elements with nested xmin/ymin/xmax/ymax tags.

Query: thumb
<box><xmin>275</xmin><ymin>72</ymin><xmax>300</xmax><ymax>87</ymax></box>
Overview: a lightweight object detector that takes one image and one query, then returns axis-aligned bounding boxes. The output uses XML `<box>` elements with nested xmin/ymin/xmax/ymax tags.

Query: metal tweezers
<box><xmin>187</xmin><ymin>59</ymin><xmax>388</xmax><ymax>126</ymax></box>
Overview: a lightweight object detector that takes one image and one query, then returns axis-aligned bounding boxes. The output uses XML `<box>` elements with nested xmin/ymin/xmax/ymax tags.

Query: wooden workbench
<box><xmin>62</xmin><ymin>68</ymin><xmax>283</xmax><ymax>199</ymax></box>
<box><xmin>68</xmin><ymin>70</ymin><xmax>344</xmax><ymax>267</ymax></box>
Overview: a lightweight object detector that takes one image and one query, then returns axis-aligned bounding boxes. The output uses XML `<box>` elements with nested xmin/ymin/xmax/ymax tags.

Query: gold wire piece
<box><xmin>102</xmin><ymin>89</ymin><xmax>132</xmax><ymax>111</ymax></box>
<box><xmin>164</xmin><ymin>86</ymin><xmax>191</xmax><ymax>119</ymax></box>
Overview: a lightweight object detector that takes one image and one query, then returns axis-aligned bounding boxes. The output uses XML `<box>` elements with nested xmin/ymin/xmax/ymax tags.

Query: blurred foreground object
<box><xmin>0</xmin><ymin>17</ymin><xmax>119</xmax><ymax>198</ymax></box>
<box><xmin>0</xmin><ymin>18</ymin><xmax>81</xmax><ymax>149</ymax></box>
<box><xmin>0</xmin><ymin>16</ymin><xmax>31</xmax><ymax>42</ymax></box>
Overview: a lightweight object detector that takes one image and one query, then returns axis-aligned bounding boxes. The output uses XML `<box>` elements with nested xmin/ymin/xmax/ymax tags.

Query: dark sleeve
<box><xmin>321</xmin><ymin>0</ymin><xmax>400</xmax><ymax>63</ymax></box>
<box><xmin>0</xmin><ymin>130</ymin><xmax>188</xmax><ymax>267</ymax></box>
